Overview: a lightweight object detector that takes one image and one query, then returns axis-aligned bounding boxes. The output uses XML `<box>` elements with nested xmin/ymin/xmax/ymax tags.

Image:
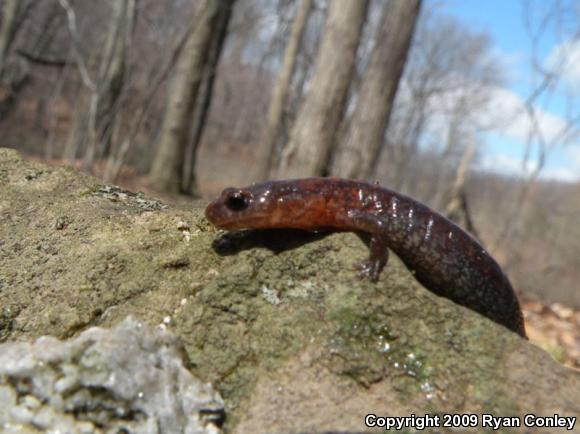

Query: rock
<box><xmin>1</xmin><ymin>148</ymin><xmax>579</xmax><ymax>433</ymax></box>
<box><xmin>0</xmin><ymin>316</ymin><xmax>224</xmax><ymax>434</ymax></box>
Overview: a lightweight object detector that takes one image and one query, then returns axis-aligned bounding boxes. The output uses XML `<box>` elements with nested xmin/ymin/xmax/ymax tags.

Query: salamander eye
<box><xmin>224</xmin><ymin>190</ymin><xmax>250</xmax><ymax>211</ymax></box>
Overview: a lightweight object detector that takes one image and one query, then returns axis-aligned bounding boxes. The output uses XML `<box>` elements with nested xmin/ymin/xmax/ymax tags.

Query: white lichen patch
<box><xmin>261</xmin><ymin>285</ymin><xmax>283</xmax><ymax>305</ymax></box>
<box><xmin>287</xmin><ymin>280</ymin><xmax>326</xmax><ymax>299</ymax></box>
<box><xmin>0</xmin><ymin>317</ymin><xmax>224</xmax><ymax>434</ymax></box>
<box><xmin>176</xmin><ymin>219</ymin><xmax>194</xmax><ymax>241</ymax></box>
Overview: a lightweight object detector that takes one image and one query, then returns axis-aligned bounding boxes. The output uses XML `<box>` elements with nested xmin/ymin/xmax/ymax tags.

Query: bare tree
<box><xmin>182</xmin><ymin>0</ymin><xmax>236</xmax><ymax>195</ymax></box>
<box><xmin>103</xmin><ymin>24</ymin><xmax>193</xmax><ymax>183</ymax></box>
<box><xmin>149</xmin><ymin>0</ymin><xmax>234</xmax><ymax>193</ymax></box>
<box><xmin>378</xmin><ymin>12</ymin><xmax>502</xmax><ymax>194</ymax></box>
<box><xmin>83</xmin><ymin>0</ymin><xmax>137</xmax><ymax>168</ymax></box>
<box><xmin>0</xmin><ymin>0</ymin><xmax>21</xmax><ymax>76</ymax></box>
<box><xmin>330</xmin><ymin>0</ymin><xmax>421</xmax><ymax>179</ymax></box>
<box><xmin>222</xmin><ymin>0</ymin><xmax>299</xmax><ymax>148</ymax></box>
<box><xmin>0</xmin><ymin>0</ymin><xmax>36</xmax><ymax>121</ymax></box>
<box><xmin>443</xmin><ymin>144</ymin><xmax>479</xmax><ymax>238</ymax></box>
<box><xmin>59</xmin><ymin>0</ymin><xmax>98</xmax><ymax>162</ymax></box>
<box><xmin>254</xmin><ymin>0</ymin><xmax>313</xmax><ymax>180</ymax></box>
<box><xmin>492</xmin><ymin>1</ymin><xmax>580</xmax><ymax>253</ymax></box>
<box><xmin>227</xmin><ymin>0</ymin><xmax>263</xmax><ymax>66</ymax></box>
<box><xmin>275</xmin><ymin>0</ymin><xmax>369</xmax><ymax>178</ymax></box>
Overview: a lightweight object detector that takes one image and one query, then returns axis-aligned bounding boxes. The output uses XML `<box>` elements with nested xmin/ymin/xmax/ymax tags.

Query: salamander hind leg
<box><xmin>355</xmin><ymin>237</ymin><xmax>389</xmax><ymax>282</ymax></box>
<box><xmin>347</xmin><ymin>210</ymin><xmax>390</xmax><ymax>282</ymax></box>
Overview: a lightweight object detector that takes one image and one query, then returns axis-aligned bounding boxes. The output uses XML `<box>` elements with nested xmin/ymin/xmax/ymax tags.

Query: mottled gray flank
<box><xmin>0</xmin><ymin>317</ymin><xmax>224</xmax><ymax>434</ymax></box>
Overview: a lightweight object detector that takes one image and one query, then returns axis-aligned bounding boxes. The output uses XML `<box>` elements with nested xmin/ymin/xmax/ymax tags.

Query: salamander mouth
<box><xmin>205</xmin><ymin>201</ymin><xmax>269</xmax><ymax>230</ymax></box>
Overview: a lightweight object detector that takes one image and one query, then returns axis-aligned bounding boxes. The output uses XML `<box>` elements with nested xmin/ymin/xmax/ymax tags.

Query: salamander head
<box><xmin>205</xmin><ymin>180</ymin><xmax>326</xmax><ymax>230</ymax></box>
<box><xmin>205</xmin><ymin>187</ymin><xmax>257</xmax><ymax>229</ymax></box>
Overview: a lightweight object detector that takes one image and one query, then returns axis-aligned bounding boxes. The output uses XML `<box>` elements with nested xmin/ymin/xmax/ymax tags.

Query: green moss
<box><xmin>324</xmin><ymin>306</ymin><xmax>435</xmax><ymax>404</ymax></box>
<box><xmin>541</xmin><ymin>343</ymin><xmax>568</xmax><ymax>364</ymax></box>
<box><xmin>331</xmin><ymin>316</ymin><xmax>393</xmax><ymax>384</ymax></box>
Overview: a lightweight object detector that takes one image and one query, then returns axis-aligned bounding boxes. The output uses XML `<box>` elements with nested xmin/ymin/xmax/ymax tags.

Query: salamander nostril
<box><xmin>225</xmin><ymin>191</ymin><xmax>248</xmax><ymax>211</ymax></box>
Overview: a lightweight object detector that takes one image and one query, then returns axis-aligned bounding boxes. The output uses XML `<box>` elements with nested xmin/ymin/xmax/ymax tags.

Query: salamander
<box><xmin>205</xmin><ymin>178</ymin><xmax>526</xmax><ymax>338</ymax></box>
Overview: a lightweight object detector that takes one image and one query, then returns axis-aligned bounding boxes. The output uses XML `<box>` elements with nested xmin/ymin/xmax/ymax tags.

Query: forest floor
<box><xmin>23</xmin><ymin>153</ymin><xmax>580</xmax><ymax>370</ymax></box>
<box><xmin>523</xmin><ymin>297</ymin><xmax>579</xmax><ymax>369</ymax></box>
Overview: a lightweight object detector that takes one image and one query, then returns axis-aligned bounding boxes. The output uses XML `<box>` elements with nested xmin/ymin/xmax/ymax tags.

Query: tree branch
<box><xmin>16</xmin><ymin>49</ymin><xmax>68</xmax><ymax>68</ymax></box>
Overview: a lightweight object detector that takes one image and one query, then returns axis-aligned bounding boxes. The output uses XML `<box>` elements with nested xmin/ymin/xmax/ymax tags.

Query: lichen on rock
<box><xmin>0</xmin><ymin>316</ymin><xmax>224</xmax><ymax>434</ymax></box>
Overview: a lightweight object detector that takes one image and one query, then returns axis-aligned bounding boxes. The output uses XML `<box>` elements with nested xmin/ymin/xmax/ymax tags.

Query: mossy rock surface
<box><xmin>1</xmin><ymin>148</ymin><xmax>578</xmax><ymax>433</ymax></box>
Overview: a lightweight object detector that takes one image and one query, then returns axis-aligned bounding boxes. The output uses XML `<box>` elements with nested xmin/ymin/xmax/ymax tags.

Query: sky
<box><xmin>442</xmin><ymin>0</ymin><xmax>580</xmax><ymax>182</ymax></box>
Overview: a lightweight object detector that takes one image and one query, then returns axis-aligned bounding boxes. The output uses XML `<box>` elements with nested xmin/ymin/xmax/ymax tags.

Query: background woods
<box><xmin>1</xmin><ymin>0</ymin><xmax>580</xmax><ymax>320</ymax></box>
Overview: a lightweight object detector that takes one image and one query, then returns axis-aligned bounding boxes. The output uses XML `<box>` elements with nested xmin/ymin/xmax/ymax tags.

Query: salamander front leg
<box><xmin>348</xmin><ymin>210</ymin><xmax>390</xmax><ymax>282</ymax></box>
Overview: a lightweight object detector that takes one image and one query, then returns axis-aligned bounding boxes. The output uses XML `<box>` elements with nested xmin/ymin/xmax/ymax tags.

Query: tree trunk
<box><xmin>330</xmin><ymin>0</ymin><xmax>421</xmax><ymax>179</ymax></box>
<box><xmin>0</xmin><ymin>0</ymin><xmax>21</xmax><ymax>77</ymax></box>
<box><xmin>103</xmin><ymin>27</ymin><xmax>192</xmax><ymax>183</ymax></box>
<box><xmin>93</xmin><ymin>0</ymin><xmax>136</xmax><ymax>163</ymax></box>
<box><xmin>149</xmin><ymin>0</ymin><xmax>230</xmax><ymax>193</ymax></box>
<box><xmin>0</xmin><ymin>0</ymin><xmax>35</xmax><ymax>122</ymax></box>
<box><xmin>83</xmin><ymin>0</ymin><xmax>136</xmax><ymax>170</ymax></box>
<box><xmin>64</xmin><ymin>98</ymin><xmax>88</xmax><ymax>163</ymax></box>
<box><xmin>182</xmin><ymin>0</ymin><xmax>235</xmax><ymax>196</ymax></box>
<box><xmin>254</xmin><ymin>0</ymin><xmax>313</xmax><ymax>181</ymax></box>
<box><xmin>275</xmin><ymin>0</ymin><xmax>369</xmax><ymax>179</ymax></box>
<box><xmin>444</xmin><ymin>144</ymin><xmax>479</xmax><ymax>239</ymax></box>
